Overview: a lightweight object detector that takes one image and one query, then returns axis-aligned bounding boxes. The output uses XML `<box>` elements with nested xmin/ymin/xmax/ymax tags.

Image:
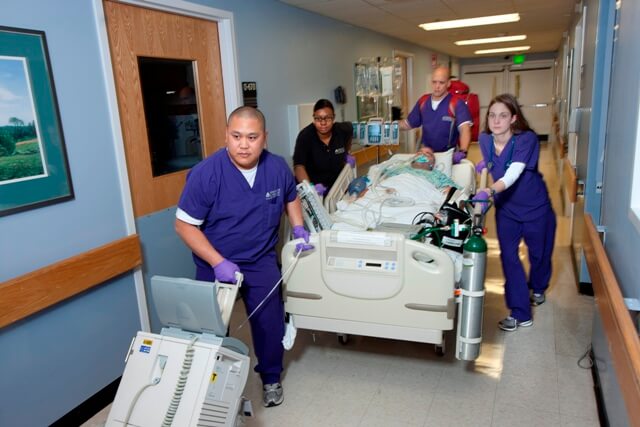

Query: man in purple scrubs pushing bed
<box><xmin>175</xmin><ymin>106</ymin><xmax>308</xmax><ymax>408</ymax></box>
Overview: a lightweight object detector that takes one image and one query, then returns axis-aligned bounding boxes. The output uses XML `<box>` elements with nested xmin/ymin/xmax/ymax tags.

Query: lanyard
<box><xmin>488</xmin><ymin>135</ymin><xmax>515</xmax><ymax>171</ymax></box>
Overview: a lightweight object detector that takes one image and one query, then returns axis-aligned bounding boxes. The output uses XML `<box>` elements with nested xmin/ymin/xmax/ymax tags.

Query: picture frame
<box><xmin>0</xmin><ymin>26</ymin><xmax>73</xmax><ymax>217</ymax></box>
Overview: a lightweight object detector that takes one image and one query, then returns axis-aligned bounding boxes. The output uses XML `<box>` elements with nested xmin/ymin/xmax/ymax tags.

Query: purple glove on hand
<box><xmin>474</xmin><ymin>190</ymin><xmax>490</xmax><ymax>214</ymax></box>
<box><xmin>292</xmin><ymin>225</ymin><xmax>310</xmax><ymax>243</ymax></box>
<box><xmin>295</xmin><ymin>242</ymin><xmax>315</xmax><ymax>253</ymax></box>
<box><xmin>293</xmin><ymin>225</ymin><xmax>314</xmax><ymax>253</ymax></box>
<box><xmin>452</xmin><ymin>151</ymin><xmax>467</xmax><ymax>164</ymax></box>
<box><xmin>346</xmin><ymin>154</ymin><xmax>356</xmax><ymax>168</ymax></box>
<box><xmin>314</xmin><ymin>183</ymin><xmax>327</xmax><ymax>196</ymax></box>
<box><xmin>475</xmin><ymin>160</ymin><xmax>487</xmax><ymax>174</ymax></box>
<box><xmin>213</xmin><ymin>259</ymin><xmax>240</xmax><ymax>283</ymax></box>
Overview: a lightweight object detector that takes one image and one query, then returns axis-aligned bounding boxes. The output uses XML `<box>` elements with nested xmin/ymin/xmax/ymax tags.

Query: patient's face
<box><xmin>412</xmin><ymin>149</ymin><xmax>435</xmax><ymax>171</ymax></box>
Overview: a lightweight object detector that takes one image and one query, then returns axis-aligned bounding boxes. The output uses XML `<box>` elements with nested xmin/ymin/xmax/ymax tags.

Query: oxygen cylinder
<box><xmin>456</xmin><ymin>233</ymin><xmax>487</xmax><ymax>361</ymax></box>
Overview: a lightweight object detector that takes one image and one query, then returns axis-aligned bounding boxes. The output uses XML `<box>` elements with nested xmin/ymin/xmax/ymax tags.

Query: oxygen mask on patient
<box><xmin>411</xmin><ymin>154</ymin><xmax>434</xmax><ymax>171</ymax></box>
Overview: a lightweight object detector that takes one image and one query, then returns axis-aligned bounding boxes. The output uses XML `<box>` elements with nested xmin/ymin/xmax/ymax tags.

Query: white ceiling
<box><xmin>278</xmin><ymin>0</ymin><xmax>578</xmax><ymax>58</ymax></box>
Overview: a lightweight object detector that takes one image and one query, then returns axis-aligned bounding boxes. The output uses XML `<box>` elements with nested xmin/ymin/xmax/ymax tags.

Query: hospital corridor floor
<box><xmin>84</xmin><ymin>143</ymin><xmax>600</xmax><ymax>427</ymax></box>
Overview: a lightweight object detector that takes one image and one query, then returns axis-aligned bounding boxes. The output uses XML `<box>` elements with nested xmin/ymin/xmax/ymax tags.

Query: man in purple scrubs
<box><xmin>401</xmin><ymin>65</ymin><xmax>472</xmax><ymax>163</ymax></box>
<box><xmin>175</xmin><ymin>106</ymin><xmax>308</xmax><ymax>407</ymax></box>
<box><xmin>476</xmin><ymin>94</ymin><xmax>556</xmax><ymax>332</ymax></box>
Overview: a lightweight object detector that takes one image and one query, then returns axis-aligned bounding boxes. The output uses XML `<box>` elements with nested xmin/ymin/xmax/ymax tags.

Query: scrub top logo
<box><xmin>334</xmin><ymin>148</ymin><xmax>345</xmax><ymax>155</ymax></box>
<box><xmin>265</xmin><ymin>189</ymin><xmax>281</xmax><ymax>200</ymax></box>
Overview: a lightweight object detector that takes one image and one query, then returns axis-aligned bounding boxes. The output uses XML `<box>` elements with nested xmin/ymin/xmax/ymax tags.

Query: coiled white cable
<box><xmin>161</xmin><ymin>335</ymin><xmax>198</xmax><ymax>426</ymax></box>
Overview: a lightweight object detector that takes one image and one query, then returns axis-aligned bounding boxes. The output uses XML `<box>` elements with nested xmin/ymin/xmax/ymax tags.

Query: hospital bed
<box><xmin>282</xmin><ymin>153</ymin><xmax>486</xmax><ymax>358</ymax></box>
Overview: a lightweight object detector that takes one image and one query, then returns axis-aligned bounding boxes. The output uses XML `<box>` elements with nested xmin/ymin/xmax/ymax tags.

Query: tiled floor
<box><xmin>84</xmin><ymin>142</ymin><xmax>600</xmax><ymax>427</ymax></box>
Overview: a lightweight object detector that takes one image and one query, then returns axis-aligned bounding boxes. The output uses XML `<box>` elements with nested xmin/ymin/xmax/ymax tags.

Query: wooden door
<box><xmin>104</xmin><ymin>0</ymin><xmax>227</xmax><ymax>217</ymax></box>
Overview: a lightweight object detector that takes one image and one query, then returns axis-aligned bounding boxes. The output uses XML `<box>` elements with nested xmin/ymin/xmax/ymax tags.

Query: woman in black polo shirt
<box><xmin>293</xmin><ymin>99</ymin><xmax>354</xmax><ymax>194</ymax></box>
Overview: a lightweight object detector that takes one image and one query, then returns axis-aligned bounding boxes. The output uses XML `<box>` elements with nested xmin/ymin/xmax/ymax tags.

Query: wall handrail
<box><xmin>0</xmin><ymin>234</ymin><xmax>142</xmax><ymax>329</ymax></box>
<box><xmin>583</xmin><ymin>214</ymin><xmax>640</xmax><ymax>425</ymax></box>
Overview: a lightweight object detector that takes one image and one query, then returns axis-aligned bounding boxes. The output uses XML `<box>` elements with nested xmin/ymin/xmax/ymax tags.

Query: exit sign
<box><xmin>513</xmin><ymin>54</ymin><xmax>526</xmax><ymax>64</ymax></box>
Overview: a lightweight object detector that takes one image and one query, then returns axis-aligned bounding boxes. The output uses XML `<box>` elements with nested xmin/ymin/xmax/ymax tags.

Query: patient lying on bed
<box><xmin>332</xmin><ymin>148</ymin><xmax>468</xmax><ymax>231</ymax></box>
<box><xmin>375</xmin><ymin>147</ymin><xmax>461</xmax><ymax>192</ymax></box>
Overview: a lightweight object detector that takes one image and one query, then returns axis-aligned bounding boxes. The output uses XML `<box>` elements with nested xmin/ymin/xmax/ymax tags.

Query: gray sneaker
<box><xmin>263</xmin><ymin>383</ymin><xmax>284</xmax><ymax>407</ymax></box>
<box><xmin>530</xmin><ymin>293</ymin><xmax>546</xmax><ymax>306</ymax></box>
<box><xmin>498</xmin><ymin>316</ymin><xmax>533</xmax><ymax>332</ymax></box>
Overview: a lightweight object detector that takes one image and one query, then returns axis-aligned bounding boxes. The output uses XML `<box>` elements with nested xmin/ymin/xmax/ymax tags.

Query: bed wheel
<box><xmin>435</xmin><ymin>343</ymin><xmax>446</xmax><ymax>357</ymax></box>
<box><xmin>337</xmin><ymin>334</ymin><xmax>349</xmax><ymax>345</ymax></box>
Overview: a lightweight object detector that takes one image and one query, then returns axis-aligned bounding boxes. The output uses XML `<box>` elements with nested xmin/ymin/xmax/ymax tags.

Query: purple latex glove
<box><xmin>475</xmin><ymin>160</ymin><xmax>487</xmax><ymax>174</ymax></box>
<box><xmin>314</xmin><ymin>183</ymin><xmax>327</xmax><ymax>196</ymax></box>
<box><xmin>213</xmin><ymin>259</ymin><xmax>240</xmax><ymax>283</ymax></box>
<box><xmin>474</xmin><ymin>190</ymin><xmax>490</xmax><ymax>213</ymax></box>
<box><xmin>292</xmin><ymin>225</ymin><xmax>310</xmax><ymax>243</ymax></box>
<box><xmin>346</xmin><ymin>154</ymin><xmax>356</xmax><ymax>168</ymax></box>
<box><xmin>452</xmin><ymin>151</ymin><xmax>467</xmax><ymax>164</ymax></box>
<box><xmin>295</xmin><ymin>242</ymin><xmax>315</xmax><ymax>253</ymax></box>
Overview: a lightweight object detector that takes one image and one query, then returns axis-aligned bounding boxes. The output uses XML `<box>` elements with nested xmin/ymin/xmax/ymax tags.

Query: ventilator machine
<box><xmin>106</xmin><ymin>275</ymin><xmax>251</xmax><ymax>427</ymax></box>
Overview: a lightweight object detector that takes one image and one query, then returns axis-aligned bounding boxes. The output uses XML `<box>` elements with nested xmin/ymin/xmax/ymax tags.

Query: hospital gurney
<box><xmin>283</xmin><ymin>153</ymin><xmax>487</xmax><ymax>359</ymax></box>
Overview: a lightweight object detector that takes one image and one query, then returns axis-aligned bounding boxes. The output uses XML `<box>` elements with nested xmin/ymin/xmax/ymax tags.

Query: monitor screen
<box><xmin>150</xmin><ymin>276</ymin><xmax>227</xmax><ymax>336</ymax></box>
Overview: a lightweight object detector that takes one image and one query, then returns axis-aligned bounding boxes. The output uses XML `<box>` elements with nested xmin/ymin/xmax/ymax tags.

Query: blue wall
<box><xmin>0</xmin><ymin>0</ymin><xmax>449</xmax><ymax>424</ymax></box>
<box><xmin>0</xmin><ymin>0</ymin><xmax>140</xmax><ymax>425</ymax></box>
<box><xmin>195</xmin><ymin>0</ymin><xmax>449</xmax><ymax>158</ymax></box>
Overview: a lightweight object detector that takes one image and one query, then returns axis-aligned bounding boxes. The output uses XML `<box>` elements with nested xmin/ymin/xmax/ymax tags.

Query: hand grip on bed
<box><xmin>410</xmin><ymin>250</ymin><xmax>446</xmax><ymax>274</ymax></box>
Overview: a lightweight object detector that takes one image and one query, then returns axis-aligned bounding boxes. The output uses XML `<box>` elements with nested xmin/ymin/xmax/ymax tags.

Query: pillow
<box><xmin>433</xmin><ymin>148</ymin><xmax>454</xmax><ymax>177</ymax></box>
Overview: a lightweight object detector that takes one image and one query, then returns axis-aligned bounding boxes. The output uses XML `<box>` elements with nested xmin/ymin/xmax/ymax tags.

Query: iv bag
<box><xmin>380</xmin><ymin>66</ymin><xmax>394</xmax><ymax>97</ymax></box>
<box><xmin>355</xmin><ymin>63</ymin><xmax>367</xmax><ymax>97</ymax></box>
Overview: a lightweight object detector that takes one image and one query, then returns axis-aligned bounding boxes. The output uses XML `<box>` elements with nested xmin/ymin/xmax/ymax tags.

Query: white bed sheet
<box><xmin>330</xmin><ymin>155</ymin><xmax>472</xmax><ymax>231</ymax></box>
<box><xmin>331</xmin><ymin>173</ymin><xmax>448</xmax><ymax>230</ymax></box>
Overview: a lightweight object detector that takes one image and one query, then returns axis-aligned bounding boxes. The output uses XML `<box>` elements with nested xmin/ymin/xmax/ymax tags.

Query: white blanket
<box><xmin>331</xmin><ymin>173</ymin><xmax>450</xmax><ymax>231</ymax></box>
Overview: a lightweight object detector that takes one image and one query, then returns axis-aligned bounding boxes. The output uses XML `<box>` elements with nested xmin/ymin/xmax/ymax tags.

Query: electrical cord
<box><xmin>236</xmin><ymin>246</ymin><xmax>303</xmax><ymax>331</ymax></box>
<box><xmin>577</xmin><ymin>343</ymin><xmax>593</xmax><ymax>369</ymax></box>
<box><xmin>412</xmin><ymin>211</ymin><xmax>436</xmax><ymax>225</ymax></box>
<box><xmin>161</xmin><ymin>335</ymin><xmax>199</xmax><ymax>426</ymax></box>
<box><xmin>123</xmin><ymin>376</ymin><xmax>162</xmax><ymax>426</ymax></box>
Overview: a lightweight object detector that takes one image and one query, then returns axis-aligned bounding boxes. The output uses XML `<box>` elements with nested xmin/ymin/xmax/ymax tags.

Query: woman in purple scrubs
<box><xmin>477</xmin><ymin>94</ymin><xmax>556</xmax><ymax>332</ymax></box>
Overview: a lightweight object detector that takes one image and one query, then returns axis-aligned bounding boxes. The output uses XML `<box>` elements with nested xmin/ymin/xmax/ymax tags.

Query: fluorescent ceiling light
<box><xmin>455</xmin><ymin>35</ymin><xmax>527</xmax><ymax>46</ymax></box>
<box><xmin>475</xmin><ymin>46</ymin><xmax>531</xmax><ymax>55</ymax></box>
<box><xmin>420</xmin><ymin>13</ymin><xmax>520</xmax><ymax>31</ymax></box>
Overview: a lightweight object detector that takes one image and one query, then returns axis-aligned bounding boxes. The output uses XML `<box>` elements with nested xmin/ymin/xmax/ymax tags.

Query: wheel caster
<box><xmin>337</xmin><ymin>334</ymin><xmax>349</xmax><ymax>345</ymax></box>
<box><xmin>435</xmin><ymin>343</ymin><xmax>445</xmax><ymax>357</ymax></box>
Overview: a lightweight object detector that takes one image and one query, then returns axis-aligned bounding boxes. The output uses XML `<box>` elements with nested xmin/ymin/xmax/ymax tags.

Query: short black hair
<box><xmin>313</xmin><ymin>99</ymin><xmax>334</xmax><ymax>113</ymax></box>
<box><xmin>228</xmin><ymin>106</ymin><xmax>266</xmax><ymax>131</ymax></box>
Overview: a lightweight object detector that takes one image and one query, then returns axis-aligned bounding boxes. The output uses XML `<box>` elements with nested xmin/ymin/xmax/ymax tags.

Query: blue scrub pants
<box><xmin>495</xmin><ymin>208</ymin><xmax>556</xmax><ymax>321</ymax></box>
<box><xmin>196</xmin><ymin>253</ymin><xmax>284</xmax><ymax>385</ymax></box>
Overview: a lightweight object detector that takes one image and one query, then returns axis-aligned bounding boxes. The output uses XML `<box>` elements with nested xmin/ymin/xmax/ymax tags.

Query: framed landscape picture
<box><xmin>0</xmin><ymin>26</ymin><xmax>73</xmax><ymax>217</ymax></box>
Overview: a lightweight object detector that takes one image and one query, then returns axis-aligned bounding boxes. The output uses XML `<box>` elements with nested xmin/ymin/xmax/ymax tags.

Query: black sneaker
<box><xmin>263</xmin><ymin>382</ymin><xmax>284</xmax><ymax>407</ymax></box>
<box><xmin>498</xmin><ymin>316</ymin><xmax>533</xmax><ymax>332</ymax></box>
<box><xmin>530</xmin><ymin>293</ymin><xmax>546</xmax><ymax>306</ymax></box>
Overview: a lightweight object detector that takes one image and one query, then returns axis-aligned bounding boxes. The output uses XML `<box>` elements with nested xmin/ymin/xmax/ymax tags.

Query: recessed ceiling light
<box><xmin>455</xmin><ymin>35</ymin><xmax>527</xmax><ymax>46</ymax></box>
<box><xmin>419</xmin><ymin>13</ymin><xmax>520</xmax><ymax>31</ymax></box>
<box><xmin>474</xmin><ymin>46</ymin><xmax>531</xmax><ymax>55</ymax></box>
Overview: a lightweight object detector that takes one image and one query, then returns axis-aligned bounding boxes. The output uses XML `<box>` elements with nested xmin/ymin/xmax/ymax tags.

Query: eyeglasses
<box><xmin>313</xmin><ymin>115</ymin><xmax>335</xmax><ymax>123</ymax></box>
